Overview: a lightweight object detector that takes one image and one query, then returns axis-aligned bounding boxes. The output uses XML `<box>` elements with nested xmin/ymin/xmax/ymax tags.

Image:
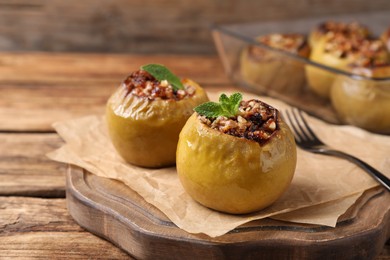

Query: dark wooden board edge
<box><xmin>66</xmin><ymin>165</ymin><xmax>390</xmax><ymax>260</ymax></box>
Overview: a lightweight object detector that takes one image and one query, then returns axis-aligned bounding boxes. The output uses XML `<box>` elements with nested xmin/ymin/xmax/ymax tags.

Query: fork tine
<box><xmin>290</xmin><ymin>109</ymin><xmax>313</xmax><ymax>142</ymax></box>
<box><xmin>285</xmin><ymin>109</ymin><xmax>304</xmax><ymax>143</ymax></box>
<box><xmin>295</xmin><ymin>109</ymin><xmax>322</xmax><ymax>144</ymax></box>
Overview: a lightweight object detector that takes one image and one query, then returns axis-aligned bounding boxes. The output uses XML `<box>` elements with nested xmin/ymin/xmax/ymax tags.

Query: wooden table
<box><xmin>0</xmin><ymin>52</ymin><xmax>389</xmax><ymax>259</ymax></box>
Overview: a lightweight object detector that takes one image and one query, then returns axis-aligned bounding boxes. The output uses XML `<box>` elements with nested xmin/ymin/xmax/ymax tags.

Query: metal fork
<box><xmin>284</xmin><ymin>109</ymin><xmax>390</xmax><ymax>192</ymax></box>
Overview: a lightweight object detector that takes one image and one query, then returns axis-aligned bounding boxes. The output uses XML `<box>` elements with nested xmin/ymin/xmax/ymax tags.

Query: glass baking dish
<box><xmin>212</xmin><ymin>11</ymin><xmax>390</xmax><ymax>133</ymax></box>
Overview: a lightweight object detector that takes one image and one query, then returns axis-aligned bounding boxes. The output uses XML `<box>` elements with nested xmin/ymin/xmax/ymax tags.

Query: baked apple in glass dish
<box><xmin>176</xmin><ymin>93</ymin><xmax>297</xmax><ymax>214</ymax></box>
<box><xmin>330</xmin><ymin>39</ymin><xmax>390</xmax><ymax>134</ymax></box>
<box><xmin>240</xmin><ymin>33</ymin><xmax>310</xmax><ymax>94</ymax></box>
<box><xmin>306</xmin><ymin>22</ymin><xmax>370</xmax><ymax>99</ymax></box>
<box><xmin>106</xmin><ymin>64</ymin><xmax>209</xmax><ymax>168</ymax></box>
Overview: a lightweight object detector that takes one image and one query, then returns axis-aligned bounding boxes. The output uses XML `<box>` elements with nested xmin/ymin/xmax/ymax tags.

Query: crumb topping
<box><xmin>248</xmin><ymin>33</ymin><xmax>308</xmax><ymax>60</ymax></box>
<box><xmin>258</xmin><ymin>33</ymin><xmax>307</xmax><ymax>54</ymax></box>
<box><xmin>123</xmin><ymin>70</ymin><xmax>195</xmax><ymax>101</ymax></box>
<box><xmin>349</xmin><ymin>39</ymin><xmax>390</xmax><ymax>67</ymax></box>
<box><xmin>323</xmin><ymin>34</ymin><xmax>390</xmax><ymax>67</ymax></box>
<box><xmin>317</xmin><ymin>21</ymin><xmax>369</xmax><ymax>39</ymax></box>
<box><xmin>198</xmin><ymin>99</ymin><xmax>278</xmax><ymax>145</ymax></box>
<box><xmin>323</xmin><ymin>33</ymin><xmax>358</xmax><ymax>58</ymax></box>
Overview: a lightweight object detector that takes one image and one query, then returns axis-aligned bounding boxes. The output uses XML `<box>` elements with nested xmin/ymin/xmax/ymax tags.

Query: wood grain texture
<box><xmin>0</xmin><ymin>133</ymin><xmax>65</xmax><ymax>197</ymax></box>
<box><xmin>0</xmin><ymin>52</ymin><xmax>228</xmax><ymax>84</ymax></box>
<box><xmin>67</xmin><ymin>166</ymin><xmax>390</xmax><ymax>260</ymax></box>
<box><xmin>0</xmin><ymin>51</ymin><xmax>389</xmax><ymax>259</ymax></box>
<box><xmin>0</xmin><ymin>0</ymin><xmax>389</xmax><ymax>53</ymax></box>
<box><xmin>0</xmin><ymin>196</ymin><xmax>132</xmax><ymax>259</ymax></box>
<box><xmin>0</xmin><ymin>52</ymin><xmax>229</xmax><ymax>132</ymax></box>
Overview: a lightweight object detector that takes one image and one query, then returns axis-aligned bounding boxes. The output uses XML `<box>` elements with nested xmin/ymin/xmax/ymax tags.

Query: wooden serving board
<box><xmin>66</xmin><ymin>165</ymin><xmax>390</xmax><ymax>260</ymax></box>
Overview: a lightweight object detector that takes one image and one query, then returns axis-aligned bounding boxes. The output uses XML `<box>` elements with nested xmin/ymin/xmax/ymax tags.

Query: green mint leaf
<box><xmin>219</xmin><ymin>93</ymin><xmax>229</xmax><ymax>105</ymax></box>
<box><xmin>141</xmin><ymin>64</ymin><xmax>184</xmax><ymax>91</ymax></box>
<box><xmin>194</xmin><ymin>102</ymin><xmax>224</xmax><ymax>118</ymax></box>
<box><xmin>229</xmin><ymin>92</ymin><xmax>243</xmax><ymax>114</ymax></box>
<box><xmin>194</xmin><ymin>92</ymin><xmax>243</xmax><ymax>118</ymax></box>
<box><xmin>219</xmin><ymin>93</ymin><xmax>232</xmax><ymax>116</ymax></box>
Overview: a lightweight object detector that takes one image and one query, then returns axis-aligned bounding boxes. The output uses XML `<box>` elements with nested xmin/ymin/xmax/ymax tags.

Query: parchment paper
<box><xmin>47</xmin><ymin>93</ymin><xmax>390</xmax><ymax>237</ymax></box>
<box><xmin>271</xmin><ymin>191</ymin><xmax>362</xmax><ymax>226</ymax></box>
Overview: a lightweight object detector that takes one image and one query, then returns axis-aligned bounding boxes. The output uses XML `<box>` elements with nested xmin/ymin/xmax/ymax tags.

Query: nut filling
<box><xmin>123</xmin><ymin>70</ymin><xmax>195</xmax><ymax>101</ymax></box>
<box><xmin>317</xmin><ymin>21</ymin><xmax>369</xmax><ymax>39</ymax></box>
<box><xmin>323</xmin><ymin>34</ymin><xmax>389</xmax><ymax>67</ymax></box>
<box><xmin>198</xmin><ymin>99</ymin><xmax>279</xmax><ymax>145</ymax></box>
<box><xmin>248</xmin><ymin>34</ymin><xmax>308</xmax><ymax>60</ymax></box>
<box><xmin>258</xmin><ymin>34</ymin><xmax>307</xmax><ymax>54</ymax></box>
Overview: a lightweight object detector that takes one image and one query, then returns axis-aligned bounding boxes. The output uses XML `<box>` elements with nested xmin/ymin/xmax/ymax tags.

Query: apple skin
<box><xmin>330</xmin><ymin>67</ymin><xmax>390</xmax><ymax>134</ymax></box>
<box><xmin>176</xmin><ymin>112</ymin><xmax>297</xmax><ymax>214</ymax></box>
<box><xmin>305</xmin><ymin>38</ymin><xmax>352</xmax><ymax>99</ymax></box>
<box><xmin>106</xmin><ymin>79</ymin><xmax>209</xmax><ymax>168</ymax></box>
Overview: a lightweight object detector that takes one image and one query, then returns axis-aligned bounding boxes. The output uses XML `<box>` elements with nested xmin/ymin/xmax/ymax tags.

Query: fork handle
<box><xmin>318</xmin><ymin>149</ymin><xmax>390</xmax><ymax>192</ymax></box>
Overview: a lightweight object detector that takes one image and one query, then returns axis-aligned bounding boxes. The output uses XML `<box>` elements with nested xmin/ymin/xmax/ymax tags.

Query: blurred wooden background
<box><xmin>1</xmin><ymin>0</ymin><xmax>390</xmax><ymax>54</ymax></box>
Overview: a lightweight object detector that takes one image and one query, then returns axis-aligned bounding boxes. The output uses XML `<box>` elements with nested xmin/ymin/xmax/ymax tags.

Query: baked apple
<box><xmin>176</xmin><ymin>93</ymin><xmax>297</xmax><ymax>214</ymax></box>
<box><xmin>330</xmin><ymin>39</ymin><xmax>390</xmax><ymax>134</ymax></box>
<box><xmin>306</xmin><ymin>33</ymin><xmax>363</xmax><ymax>98</ymax></box>
<box><xmin>240</xmin><ymin>33</ymin><xmax>310</xmax><ymax>94</ymax></box>
<box><xmin>307</xmin><ymin>22</ymin><xmax>370</xmax><ymax>98</ymax></box>
<box><xmin>106</xmin><ymin>64</ymin><xmax>209</xmax><ymax>168</ymax></box>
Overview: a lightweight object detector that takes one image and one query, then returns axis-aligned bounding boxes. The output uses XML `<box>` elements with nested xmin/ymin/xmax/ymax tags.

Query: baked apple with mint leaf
<box><xmin>176</xmin><ymin>93</ymin><xmax>297</xmax><ymax>214</ymax></box>
<box><xmin>106</xmin><ymin>64</ymin><xmax>209</xmax><ymax>168</ymax></box>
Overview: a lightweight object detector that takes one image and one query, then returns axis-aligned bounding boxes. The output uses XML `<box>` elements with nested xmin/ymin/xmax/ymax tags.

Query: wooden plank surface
<box><xmin>0</xmin><ymin>1</ymin><xmax>389</xmax><ymax>54</ymax></box>
<box><xmin>0</xmin><ymin>52</ymin><xmax>389</xmax><ymax>259</ymax></box>
<box><xmin>3</xmin><ymin>196</ymin><xmax>389</xmax><ymax>260</ymax></box>
<box><xmin>0</xmin><ymin>52</ymin><xmax>228</xmax><ymax>84</ymax></box>
<box><xmin>0</xmin><ymin>133</ymin><xmax>65</xmax><ymax>197</ymax></box>
<box><xmin>0</xmin><ymin>197</ymin><xmax>132</xmax><ymax>259</ymax></box>
<box><xmin>0</xmin><ymin>52</ymin><xmax>229</xmax><ymax>131</ymax></box>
